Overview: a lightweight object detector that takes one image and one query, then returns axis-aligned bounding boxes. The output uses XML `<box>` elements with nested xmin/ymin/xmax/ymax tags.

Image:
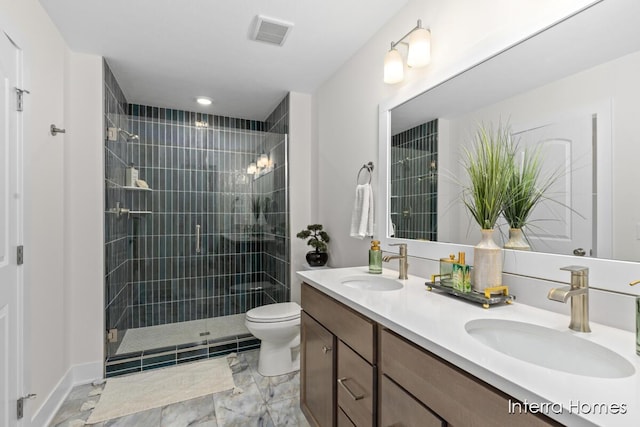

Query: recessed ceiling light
<box><xmin>196</xmin><ymin>97</ymin><xmax>212</xmax><ymax>106</ymax></box>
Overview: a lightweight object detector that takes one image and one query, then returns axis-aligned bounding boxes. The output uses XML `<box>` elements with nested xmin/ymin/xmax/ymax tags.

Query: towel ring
<box><xmin>356</xmin><ymin>162</ymin><xmax>374</xmax><ymax>185</ymax></box>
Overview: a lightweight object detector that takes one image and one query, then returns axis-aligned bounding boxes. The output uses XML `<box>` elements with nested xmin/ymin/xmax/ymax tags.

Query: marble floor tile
<box><xmin>50</xmin><ymin>350</ymin><xmax>306</xmax><ymax>427</ymax></box>
<box><xmin>51</xmin><ymin>383</ymin><xmax>104</xmax><ymax>426</ymax></box>
<box><xmin>161</xmin><ymin>395</ymin><xmax>217</xmax><ymax>427</ymax></box>
<box><xmin>267</xmin><ymin>397</ymin><xmax>310</xmax><ymax>427</ymax></box>
<box><xmin>102</xmin><ymin>407</ymin><xmax>162</xmax><ymax>426</ymax></box>
<box><xmin>251</xmin><ymin>371</ymin><xmax>300</xmax><ymax>405</ymax></box>
<box><xmin>66</xmin><ymin>384</ymin><xmax>97</xmax><ymax>401</ymax></box>
<box><xmin>213</xmin><ymin>380</ymin><xmax>273</xmax><ymax>427</ymax></box>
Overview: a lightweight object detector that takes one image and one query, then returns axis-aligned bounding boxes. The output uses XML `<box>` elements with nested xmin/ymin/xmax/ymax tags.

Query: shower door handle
<box><xmin>195</xmin><ymin>224</ymin><xmax>201</xmax><ymax>254</ymax></box>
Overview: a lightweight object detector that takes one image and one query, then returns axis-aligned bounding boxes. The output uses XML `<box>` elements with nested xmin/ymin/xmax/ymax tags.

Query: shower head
<box><xmin>118</xmin><ymin>128</ymin><xmax>139</xmax><ymax>142</ymax></box>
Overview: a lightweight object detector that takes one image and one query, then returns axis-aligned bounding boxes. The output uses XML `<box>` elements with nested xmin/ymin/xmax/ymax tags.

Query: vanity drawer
<box><xmin>337</xmin><ymin>340</ymin><xmax>374</xmax><ymax>426</ymax></box>
<box><xmin>302</xmin><ymin>283</ymin><xmax>376</xmax><ymax>363</ymax></box>
<box><xmin>379</xmin><ymin>375</ymin><xmax>444</xmax><ymax>427</ymax></box>
<box><xmin>338</xmin><ymin>407</ymin><xmax>356</xmax><ymax>427</ymax></box>
<box><xmin>380</xmin><ymin>329</ymin><xmax>559</xmax><ymax>427</ymax></box>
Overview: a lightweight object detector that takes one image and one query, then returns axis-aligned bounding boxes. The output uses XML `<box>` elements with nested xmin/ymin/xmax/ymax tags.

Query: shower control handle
<box><xmin>195</xmin><ymin>224</ymin><xmax>201</xmax><ymax>254</ymax></box>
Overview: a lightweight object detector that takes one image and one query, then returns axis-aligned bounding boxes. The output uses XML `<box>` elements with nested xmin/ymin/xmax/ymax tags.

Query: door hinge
<box><xmin>17</xmin><ymin>245</ymin><xmax>23</xmax><ymax>265</ymax></box>
<box><xmin>15</xmin><ymin>88</ymin><xmax>30</xmax><ymax>112</ymax></box>
<box><xmin>107</xmin><ymin>328</ymin><xmax>118</xmax><ymax>343</ymax></box>
<box><xmin>17</xmin><ymin>394</ymin><xmax>36</xmax><ymax>419</ymax></box>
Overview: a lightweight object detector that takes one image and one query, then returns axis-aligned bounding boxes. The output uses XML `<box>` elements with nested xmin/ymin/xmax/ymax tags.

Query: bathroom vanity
<box><xmin>298</xmin><ymin>267</ymin><xmax>640</xmax><ymax>427</ymax></box>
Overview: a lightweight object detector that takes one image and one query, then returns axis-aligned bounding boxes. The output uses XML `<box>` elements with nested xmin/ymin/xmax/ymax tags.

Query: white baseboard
<box><xmin>30</xmin><ymin>360</ymin><xmax>102</xmax><ymax>427</ymax></box>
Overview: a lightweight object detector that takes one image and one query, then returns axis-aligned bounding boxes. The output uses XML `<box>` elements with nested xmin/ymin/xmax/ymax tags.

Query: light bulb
<box><xmin>384</xmin><ymin>47</ymin><xmax>404</xmax><ymax>84</ymax></box>
<box><xmin>257</xmin><ymin>153</ymin><xmax>269</xmax><ymax>168</ymax></box>
<box><xmin>407</xmin><ymin>28</ymin><xmax>431</xmax><ymax>68</ymax></box>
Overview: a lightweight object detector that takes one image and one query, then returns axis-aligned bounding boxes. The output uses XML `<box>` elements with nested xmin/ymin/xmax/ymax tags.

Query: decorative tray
<box><xmin>425</xmin><ymin>280</ymin><xmax>515</xmax><ymax>309</ymax></box>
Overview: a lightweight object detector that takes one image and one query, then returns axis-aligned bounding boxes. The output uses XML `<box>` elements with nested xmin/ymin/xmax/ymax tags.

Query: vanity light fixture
<box><xmin>196</xmin><ymin>96</ymin><xmax>212</xmax><ymax>106</ymax></box>
<box><xmin>247</xmin><ymin>162</ymin><xmax>257</xmax><ymax>175</ymax></box>
<box><xmin>246</xmin><ymin>151</ymin><xmax>274</xmax><ymax>177</ymax></box>
<box><xmin>257</xmin><ymin>152</ymin><xmax>269</xmax><ymax>168</ymax></box>
<box><xmin>384</xmin><ymin>19</ymin><xmax>431</xmax><ymax>84</ymax></box>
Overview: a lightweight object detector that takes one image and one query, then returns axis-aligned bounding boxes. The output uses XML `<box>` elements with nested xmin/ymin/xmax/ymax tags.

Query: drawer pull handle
<box><xmin>338</xmin><ymin>377</ymin><xmax>364</xmax><ymax>401</ymax></box>
<box><xmin>322</xmin><ymin>345</ymin><xmax>332</xmax><ymax>354</ymax></box>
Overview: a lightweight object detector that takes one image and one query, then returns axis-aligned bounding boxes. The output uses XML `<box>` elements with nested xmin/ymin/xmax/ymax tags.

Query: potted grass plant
<box><xmin>502</xmin><ymin>142</ymin><xmax>558</xmax><ymax>251</ymax></box>
<box><xmin>461</xmin><ymin>122</ymin><xmax>514</xmax><ymax>292</ymax></box>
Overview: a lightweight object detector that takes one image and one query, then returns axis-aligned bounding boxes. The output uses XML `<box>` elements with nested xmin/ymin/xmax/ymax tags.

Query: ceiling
<box><xmin>39</xmin><ymin>0</ymin><xmax>408</xmax><ymax>121</ymax></box>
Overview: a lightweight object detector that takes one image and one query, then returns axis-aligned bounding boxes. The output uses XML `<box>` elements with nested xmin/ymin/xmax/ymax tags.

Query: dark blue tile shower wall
<box><xmin>261</xmin><ymin>95</ymin><xmax>290</xmax><ymax>305</ymax></box>
<box><xmin>390</xmin><ymin>119</ymin><xmax>438</xmax><ymax>240</ymax></box>
<box><xmin>105</xmin><ymin>57</ymin><xmax>291</xmax><ymax>357</ymax></box>
<box><xmin>104</xmin><ymin>60</ymin><xmax>131</xmax><ymax>340</ymax></box>
<box><xmin>125</xmin><ymin>99</ymin><xmax>290</xmax><ymax>328</ymax></box>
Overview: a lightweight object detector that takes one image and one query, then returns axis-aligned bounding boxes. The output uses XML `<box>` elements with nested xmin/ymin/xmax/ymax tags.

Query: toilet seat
<box><xmin>246</xmin><ymin>302</ymin><xmax>301</xmax><ymax>323</ymax></box>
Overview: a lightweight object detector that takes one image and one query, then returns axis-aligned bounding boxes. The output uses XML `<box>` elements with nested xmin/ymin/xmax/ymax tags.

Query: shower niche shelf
<box><xmin>123</xmin><ymin>186</ymin><xmax>152</xmax><ymax>191</ymax></box>
<box><xmin>128</xmin><ymin>210</ymin><xmax>152</xmax><ymax>216</ymax></box>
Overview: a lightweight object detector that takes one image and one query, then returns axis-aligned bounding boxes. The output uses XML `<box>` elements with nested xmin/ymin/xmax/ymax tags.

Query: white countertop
<box><xmin>297</xmin><ymin>266</ymin><xmax>640</xmax><ymax>427</ymax></box>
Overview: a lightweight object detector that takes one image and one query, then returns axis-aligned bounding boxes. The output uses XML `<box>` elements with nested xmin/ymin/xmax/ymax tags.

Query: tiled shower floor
<box><xmin>107</xmin><ymin>315</ymin><xmax>259</xmax><ymax>378</ymax></box>
<box><xmin>116</xmin><ymin>314</ymin><xmax>249</xmax><ymax>355</ymax></box>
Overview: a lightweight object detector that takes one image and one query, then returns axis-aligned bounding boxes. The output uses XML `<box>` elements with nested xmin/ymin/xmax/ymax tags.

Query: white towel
<box><xmin>350</xmin><ymin>184</ymin><xmax>374</xmax><ymax>238</ymax></box>
<box><xmin>388</xmin><ymin>214</ymin><xmax>395</xmax><ymax>237</ymax></box>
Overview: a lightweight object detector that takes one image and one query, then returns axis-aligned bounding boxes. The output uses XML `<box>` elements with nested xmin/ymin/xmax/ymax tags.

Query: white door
<box><xmin>0</xmin><ymin>30</ymin><xmax>23</xmax><ymax>426</ymax></box>
<box><xmin>513</xmin><ymin>114</ymin><xmax>593</xmax><ymax>256</ymax></box>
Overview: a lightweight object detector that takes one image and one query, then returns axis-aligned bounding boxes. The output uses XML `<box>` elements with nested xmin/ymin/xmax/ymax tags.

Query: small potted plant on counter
<box><xmin>297</xmin><ymin>224</ymin><xmax>330</xmax><ymax>267</ymax></box>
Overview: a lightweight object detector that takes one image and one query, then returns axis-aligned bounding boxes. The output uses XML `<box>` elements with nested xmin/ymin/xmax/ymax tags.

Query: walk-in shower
<box><xmin>103</xmin><ymin>62</ymin><xmax>290</xmax><ymax>376</ymax></box>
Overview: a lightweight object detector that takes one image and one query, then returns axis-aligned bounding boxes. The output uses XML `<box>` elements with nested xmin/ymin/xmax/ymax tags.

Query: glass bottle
<box><xmin>369</xmin><ymin>240</ymin><xmax>382</xmax><ymax>274</ymax></box>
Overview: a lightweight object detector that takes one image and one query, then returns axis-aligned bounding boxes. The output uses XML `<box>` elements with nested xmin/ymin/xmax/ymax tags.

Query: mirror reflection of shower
<box><xmin>390</xmin><ymin>118</ymin><xmax>438</xmax><ymax>241</ymax></box>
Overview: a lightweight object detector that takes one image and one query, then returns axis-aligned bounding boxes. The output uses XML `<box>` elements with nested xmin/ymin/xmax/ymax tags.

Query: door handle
<box><xmin>573</xmin><ymin>248</ymin><xmax>586</xmax><ymax>256</ymax></box>
<box><xmin>321</xmin><ymin>345</ymin><xmax>332</xmax><ymax>354</ymax></box>
<box><xmin>195</xmin><ymin>224</ymin><xmax>201</xmax><ymax>254</ymax></box>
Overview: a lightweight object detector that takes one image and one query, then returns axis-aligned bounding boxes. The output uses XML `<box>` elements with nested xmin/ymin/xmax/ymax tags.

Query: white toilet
<box><xmin>245</xmin><ymin>302</ymin><xmax>301</xmax><ymax>376</ymax></box>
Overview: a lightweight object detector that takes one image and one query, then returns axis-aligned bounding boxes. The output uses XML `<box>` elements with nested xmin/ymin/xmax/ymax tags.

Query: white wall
<box><xmin>63</xmin><ymin>52</ymin><xmax>104</xmax><ymax>370</ymax></box>
<box><xmin>0</xmin><ymin>0</ymin><xmax>68</xmax><ymax>421</ymax></box>
<box><xmin>0</xmin><ymin>0</ymin><xmax>104</xmax><ymax>423</ymax></box>
<box><xmin>314</xmin><ymin>0</ymin><xmax>594</xmax><ymax>268</ymax></box>
<box><xmin>288</xmin><ymin>92</ymin><xmax>313</xmax><ymax>303</ymax></box>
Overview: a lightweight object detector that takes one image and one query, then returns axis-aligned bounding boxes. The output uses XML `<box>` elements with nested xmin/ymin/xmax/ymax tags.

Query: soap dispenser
<box><xmin>630</xmin><ymin>280</ymin><xmax>640</xmax><ymax>355</ymax></box>
<box><xmin>369</xmin><ymin>240</ymin><xmax>382</xmax><ymax>274</ymax></box>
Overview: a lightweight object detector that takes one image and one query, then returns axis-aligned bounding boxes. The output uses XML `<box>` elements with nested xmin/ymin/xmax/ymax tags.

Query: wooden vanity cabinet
<box><xmin>301</xmin><ymin>283</ymin><xmax>377</xmax><ymax>427</ymax></box>
<box><xmin>301</xmin><ymin>283</ymin><xmax>562</xmax><ymax>427</ymax></box>
<box><xmin>301</xmin><ymin>311</ymin><xmax>336</xmax><ymax>427</ymax></box>
<box><xmin>379</xmin><ymin>328</ymin><xmax>562</xmax><ymax>427</ymax></box>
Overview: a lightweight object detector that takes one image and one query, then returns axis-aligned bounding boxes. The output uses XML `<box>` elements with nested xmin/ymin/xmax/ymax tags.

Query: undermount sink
<box><xmin>465</xmin><ymin>319</ymin><xmax>635</xmax><ymax>379</ymax></box>
<box><xmin>340</xmin><ymin>275</ymin><xmax>403</xmax><ymax>291</ymax></box>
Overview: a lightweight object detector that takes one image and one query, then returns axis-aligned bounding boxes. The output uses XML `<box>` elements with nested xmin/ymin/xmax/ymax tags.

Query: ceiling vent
<box><xmin>252</xmin><ymin>15</ymin><xmax>293</xmax><ymax>46</ymax></box>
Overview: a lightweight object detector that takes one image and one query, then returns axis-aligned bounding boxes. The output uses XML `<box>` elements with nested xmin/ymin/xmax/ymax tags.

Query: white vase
<box><xmin>473</xmin><ymin>229</ymin><xmax>502</xmax><ymax>293</ymax></box>
<box><xmin>504</xmin><ymin>228</ymin><xmax>531</xmax><ymax>251</ymax></box>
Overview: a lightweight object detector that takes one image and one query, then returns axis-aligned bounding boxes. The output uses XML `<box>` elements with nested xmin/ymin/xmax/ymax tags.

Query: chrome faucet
<box><xmin>547</xmin><ymin>265</ymin><xmax>591</xmax><ymax>332</ymax></box>
<box><xmin>382</xmin><ymin>243</ymin><xmax>408</xmax><ymax>279</ymax></box>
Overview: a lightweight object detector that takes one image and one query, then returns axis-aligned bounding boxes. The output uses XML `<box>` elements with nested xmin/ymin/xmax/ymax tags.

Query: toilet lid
<box><xmin>246</xmin><ymin>302</ymin><xmax>301</xmax><ymax>323</ymax></box>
